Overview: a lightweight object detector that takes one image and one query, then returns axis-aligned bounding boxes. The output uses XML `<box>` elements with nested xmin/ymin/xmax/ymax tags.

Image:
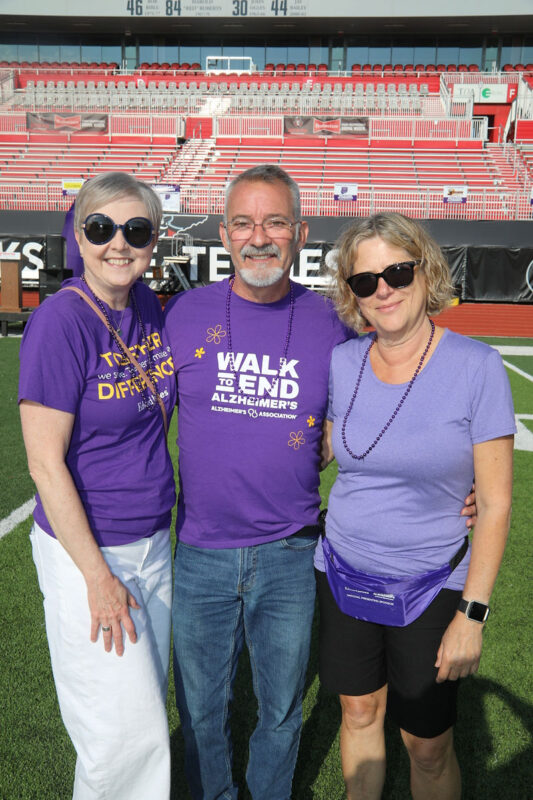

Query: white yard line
<box><xmin>0</xmin><ymin>499</ymin><xmax>35</xmax><ymax>540</ymax></box>
<box><xmin>502</xmin><ymin>360</ymin><xmax>533</xmax><ymax>384</ymax></box>
<box><xmin>494</xmin><ymin>346</ymin><xmax>533</xmax><ymax>356</ymax></box>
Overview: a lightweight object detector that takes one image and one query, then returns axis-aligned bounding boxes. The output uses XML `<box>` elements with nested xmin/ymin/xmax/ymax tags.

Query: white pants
<box><xmin>31</xmin><ymin>523</ymin><xmax>172</xmax><ymax>800</ymax></box>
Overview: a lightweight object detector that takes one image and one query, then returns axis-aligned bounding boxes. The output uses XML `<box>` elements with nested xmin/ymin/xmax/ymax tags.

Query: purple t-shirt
<box><xmin>19</xmin><ymin>277</ymin><xmax>177</xmax><ymax>546</ymax></box>
<box><xmin>314</xmin><ymin>329</ymin><xmax>516</xmax><ymax>591</ymax></box>
<box><xmin>164</xmin><ymin>279</ymin><xmax>351</xmax><ymax>548</ymax></box>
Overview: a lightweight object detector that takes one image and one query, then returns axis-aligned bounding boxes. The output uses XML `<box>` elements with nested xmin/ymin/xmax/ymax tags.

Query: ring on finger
<box><xmin>102</xmin><ymin>625</ymin><xmax>111</xmax><ymax>632</ymax></box>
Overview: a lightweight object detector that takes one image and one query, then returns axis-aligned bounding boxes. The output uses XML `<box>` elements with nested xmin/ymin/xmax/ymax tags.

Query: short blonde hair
<box><xmin>74</xmin><ymin>172</ymin><xmax>162</xmax><ymax>234</ymax></box>
<box><xmin>330</xmin><ymin>213</ymin><xmax>455</xmax><ymax>332</ymax></box>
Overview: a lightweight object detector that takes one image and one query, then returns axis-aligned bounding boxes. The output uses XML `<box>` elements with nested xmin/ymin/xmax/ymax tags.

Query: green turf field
<box><xmin>0</xmin><ymin>335</ymin><xmax>531</xmax><ymax>799</ymax></box>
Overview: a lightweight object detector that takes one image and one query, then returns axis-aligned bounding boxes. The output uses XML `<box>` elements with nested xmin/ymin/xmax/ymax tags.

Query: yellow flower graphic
<box><xmin>206</xmin><ymin>324</ymin><xmax>227</xmax><ymax>344</ymax></box>
<box><xmin>288</xmin><ymin>431</ymin><xmax>306</xmax><ymax>450</ymax></box>
<box><xmin>306</xmin><ymin>415</ymin><xmax>316</xmax><ymax>427</ymax></box>
<box><xmin>195</xmin><ymin>347</ymin><xmax>206</xmax><ymax>359</ymax></box>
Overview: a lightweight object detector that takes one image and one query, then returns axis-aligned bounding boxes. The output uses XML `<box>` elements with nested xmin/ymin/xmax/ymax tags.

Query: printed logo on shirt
<box><xmin>95</xmin><ymin>334</ymin><xmax>174</xmax><ymax>409</ymax></box>
<box><xmin>210</xmin><ymin>351</ymin><xmax>300</xmax><ymax>420</ymax></box>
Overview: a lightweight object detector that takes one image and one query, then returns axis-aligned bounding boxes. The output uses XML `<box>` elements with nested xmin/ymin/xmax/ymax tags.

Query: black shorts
<box><xmin>316</xmin><ymin>568</ymin><xmax>461</xmax><ymax>739</ymax></box>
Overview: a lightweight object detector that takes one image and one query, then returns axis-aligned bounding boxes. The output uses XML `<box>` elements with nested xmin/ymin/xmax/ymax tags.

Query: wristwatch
<box><xmin>458</xmin><ymin>598</ymin><xmax>490</xmax><ymax>623</ymax></box>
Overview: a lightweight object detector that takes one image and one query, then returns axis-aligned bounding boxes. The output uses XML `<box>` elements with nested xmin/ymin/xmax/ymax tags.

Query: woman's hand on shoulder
<box><xmin>320</xmin><ymin>420</ymin><xmax>335</xmax><ymax>471</ymax></box>
<box><xmin>87</xmin><ymin>571</ymin><xmax>141</xmax><ymax>657</ymax></box>
<box><xmin>434</xmin><ymin>612</ymin><xmax>483</xmax><ymax>683</ymax></box>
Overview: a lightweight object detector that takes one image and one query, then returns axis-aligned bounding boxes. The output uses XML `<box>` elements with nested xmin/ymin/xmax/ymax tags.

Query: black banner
<box><xmin>464</xmin><ymin>247</ymin><xmax>533</xmax><ymax>303</ymax></box>
<box><xmin>3</xmin><ymin>228</ymin><xmax>532</xmax><ymax>303</ymax></box>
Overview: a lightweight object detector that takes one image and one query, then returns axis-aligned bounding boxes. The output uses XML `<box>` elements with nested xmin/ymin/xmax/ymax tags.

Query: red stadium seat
<box><xmin>286</xmin><ymin>63</ymin><xmax>296</xmax><ymax>75</ymax></box>
<box><xmin>514</xmin><ymin>63</ymin><xmax>525</xmax><ymax>71</ymax></box>
<box><xmin>458</xmin><ymin>64</ymin><xmax>468</xmax><ymax>72</ymax></box>
<box><xmin>414</xmin><ymin>64</ymin><xmax>425</xmax><ymax>72</ymax></box>
<box><xmin>317</xmin><ymin>63</ymin><xmax>328</xmax><ymax>73</ymax></box>
<box><xmin>383</xmin><ymin>64</ymin><xmax>393</xmax><ymax>73</ymax></box>
<box><xmin>351</xmin><ymin>64</ymin><xmax>362</xmax><ymax>74</ymax></box>
<box><xmin>468</xmin><ymin>64</ymin><xmax>480</xmax><ymax>71</ymax></box>
<box><xmin>275</xmin><ymin>63</ymin><xmax>286</xmax><ymax>73</ymax></box>
<box><xmin>373</xmin><ymin>64</ymin><xmax>383</xmax><ymax>73</ymax></box>
<box><xmin>393</xmin><ymin>64</ymin><xmax>404</xmax><ymax>73</ymax></box>
<box><xmin>446</xmin><ymin>64</ymin><xmax>457</xmax><ymax>72</ymax></box>
<box><xmin>425</xmin><ymin>64</ymin><xmax>437</xmax><ymax>72</ymax></box>
<box><xmin>436</xmin><ymin>64</ymin><xmax>446</xmax><ymax>72</ymax></box>
<box><xmin>403</xmin><ymin>64</ymin><xmax>415</xmax><ymax>74</ymax></box>
<box><xmin>264</xmin><ymin>63</ymin><xmax>275</xmax><ymax>74</ymax></box>
<box><xmin>296</xmin><ymin>63</ymin><xmax>306</xmax><ymax>73</ymax></box>
<box><xmin>362</xmin><ymin>64</ymin><xmax>372</xmax><ymax>73</ymax></box>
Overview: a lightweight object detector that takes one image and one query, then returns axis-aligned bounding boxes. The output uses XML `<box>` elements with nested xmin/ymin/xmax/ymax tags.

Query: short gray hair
<box><xmin>74</xmin><ymin>172</ymin><xmax>162</xmax><ymax>234</ymax></box>
<box><xmin>224</xmin><ymin>164</ymin><xmax>301</xmax><ymax>223</ymax></box>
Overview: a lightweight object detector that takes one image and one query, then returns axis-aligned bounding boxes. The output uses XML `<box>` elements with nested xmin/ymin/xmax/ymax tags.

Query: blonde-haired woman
<box><xmin>316</xmin><ymin>213</ymin><xmax>515</xmax><ymax>799</ymax></box>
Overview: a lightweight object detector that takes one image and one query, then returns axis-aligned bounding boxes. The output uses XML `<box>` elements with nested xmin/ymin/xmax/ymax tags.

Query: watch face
<box><xmin>468</xmin><ymin>601</ymin><xmax>490</xmax><ymax>622</ymax></box>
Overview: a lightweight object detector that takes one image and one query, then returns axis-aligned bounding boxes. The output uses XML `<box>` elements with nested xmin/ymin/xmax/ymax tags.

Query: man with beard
<box><xmin>164</xmin><ymin>164</ymin><xmax>349</xmax><ymax>799</ymax></box>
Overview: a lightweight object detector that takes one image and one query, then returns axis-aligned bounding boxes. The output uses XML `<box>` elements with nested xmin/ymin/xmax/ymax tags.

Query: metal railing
<box><xmin>9</xmin><ymin>90</ymin><xmax>462</xmax><ymax>120</ymax></box>
<box><xmin>215</xmin><ymin>115</ymin><xmax>485</xmax><ymax>142</ymax></box>
<box><xmin>1</xmin><ymin>179</ymin><xmax>530</xmax><ymax>220</ymax></box>
<box><xmin>0</xmin><ymin>112</ymin><xmax>184</xmax><ymax>140</ymax></box>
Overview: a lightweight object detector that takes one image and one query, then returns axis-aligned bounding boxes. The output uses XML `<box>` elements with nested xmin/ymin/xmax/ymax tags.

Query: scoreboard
<box><xmin>1</xmin><ymin>0</ymin><xmax>529</xmax><ymax>17</ymax></box>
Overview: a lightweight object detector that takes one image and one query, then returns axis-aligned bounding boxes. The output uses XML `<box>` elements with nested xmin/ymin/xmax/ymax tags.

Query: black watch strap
<box><xmin>458</xmin><ymin>598</ymin><xmax>490</xmax><ymax>623</ymax></box>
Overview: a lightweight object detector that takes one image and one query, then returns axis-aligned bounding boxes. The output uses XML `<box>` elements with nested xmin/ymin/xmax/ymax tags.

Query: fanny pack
<box><xmin>321</xmin><ymin>525</ymin><xmax>468</xmax><ymax>627</ymax></box>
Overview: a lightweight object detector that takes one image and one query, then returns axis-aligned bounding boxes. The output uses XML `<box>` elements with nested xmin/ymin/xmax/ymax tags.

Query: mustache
<box><xmin>239</xmin><ymin>243</ymin><xmax>281</xmax><ymax>259</ymax></box>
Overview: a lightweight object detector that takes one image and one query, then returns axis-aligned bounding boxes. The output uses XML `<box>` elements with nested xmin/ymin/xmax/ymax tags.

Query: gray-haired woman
<box><xmin>19</xmin><ymin>172</ymin><xmax>176</xmax><ymax>799</ymax></box>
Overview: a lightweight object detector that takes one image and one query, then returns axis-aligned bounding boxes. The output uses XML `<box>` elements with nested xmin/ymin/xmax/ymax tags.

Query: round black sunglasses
<box><xmin>82</xmin><ymin>213</ymin><xmax>154</xmax><ymax>249</ymax></box>
<box><xmin>346</xmin><ymin>260</ymin><xmax>420</xmax><ymax>298</ymax></box>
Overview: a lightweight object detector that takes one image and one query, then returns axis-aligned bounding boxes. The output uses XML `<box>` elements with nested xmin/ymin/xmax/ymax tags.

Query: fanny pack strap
<box><xmin>62</xmin><ymin>286</ymin><xmax>168</xmax><ymax>436</ymax></box>
<box><xmin>449</xmin><ymin>535</ymin><xmax>469</xmax><ymax>571</ymax></box>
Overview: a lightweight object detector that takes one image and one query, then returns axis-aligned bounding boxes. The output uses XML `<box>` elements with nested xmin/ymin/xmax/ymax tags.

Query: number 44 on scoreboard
<box><xmin>271</xmin><ymin>0</ymin><xmax>288</xmax><ymax>14</ymax></box>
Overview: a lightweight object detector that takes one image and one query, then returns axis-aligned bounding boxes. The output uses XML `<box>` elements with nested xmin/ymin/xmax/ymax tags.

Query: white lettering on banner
<box><xmin>209</xmin><ymin>246</ymin><xmax>232</xmax><ymax>281</ymax></box>
<box><xmin>181</xmin><ymin>245</ymin><xmax>206</xmax><ymax>282</ymax></box>
<box><xmin>297</xmin><ymin>248</ymin><xmax>330</xmax><ymax>287</ymax></box>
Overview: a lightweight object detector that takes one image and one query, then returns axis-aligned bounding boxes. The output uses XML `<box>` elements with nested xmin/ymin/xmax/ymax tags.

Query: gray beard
<box><xmin>237</xmin><ymin>266</ymin><xmax>285</xmax><ymax>288</ymax></box>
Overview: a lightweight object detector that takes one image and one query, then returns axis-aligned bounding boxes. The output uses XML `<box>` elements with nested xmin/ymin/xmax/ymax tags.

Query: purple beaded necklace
<box><xmin>225</xmin><ymin>275</ymin><xmax>295</xmax><ymax>396</ymax></box>
<box><xmin>342</xmin><ymin>319</ymin><xmax>435</xmax><ymax>460</ymax></box>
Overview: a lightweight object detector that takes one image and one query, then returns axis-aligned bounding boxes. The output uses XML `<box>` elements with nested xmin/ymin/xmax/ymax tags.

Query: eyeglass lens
<box><xmin>83</xmin><ymin>214</ymin><xmax>153</xmax><ymax>248</ymax></box>
<box><xmin>227</xmin><ymin>218</ymin><xmax>295</xmax><ymax>240</ymax></box>
<box><xmin>347</xmin><ymin>262</ymin><xmax>417</xmax><ymax>298</ymax></box>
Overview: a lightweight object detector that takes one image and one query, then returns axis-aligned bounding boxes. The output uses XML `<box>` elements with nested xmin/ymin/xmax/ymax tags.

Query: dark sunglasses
<box><xmin>82</xmin><ymin>213</ymin><xmax>154</xmax><ymax>249</ymax></box>
<box><xmin>346</xmin><ymin>260</ymin><xmax>420</xmax><ymax>298</ymax></box>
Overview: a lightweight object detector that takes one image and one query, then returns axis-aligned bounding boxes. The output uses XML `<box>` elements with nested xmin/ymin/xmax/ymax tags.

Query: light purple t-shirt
<box><xmin>19</xmin><ymin>277</ymin><xmax>177</xmax><ymax>546</ymax></box>
<box><xmin>164</xmin><ymin>279</ymin><xmax>351</xmax><ymax>548</ymax></box>
<box><xmin>314</xmin><ymin>329</ymin><xmax>516</xmax><ymax>591</ymax></box>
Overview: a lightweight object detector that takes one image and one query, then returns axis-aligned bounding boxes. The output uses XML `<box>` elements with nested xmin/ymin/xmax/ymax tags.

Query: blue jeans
<box><xmin>172</xmin><ymin>529</ymin><xmax>318</xmax><ymax>800</ymax></box>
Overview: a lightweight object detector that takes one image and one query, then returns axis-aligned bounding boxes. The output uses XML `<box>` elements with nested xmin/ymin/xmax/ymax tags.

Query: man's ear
<box><xmin>297</xmin><ymin>220</ymin><xmax>309</xmax><ymax>252</ymax></box>
<box><xmin>219</xmin><ymin>221</ymin><xmax>231</xmax><ymax>253</ymax></box>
